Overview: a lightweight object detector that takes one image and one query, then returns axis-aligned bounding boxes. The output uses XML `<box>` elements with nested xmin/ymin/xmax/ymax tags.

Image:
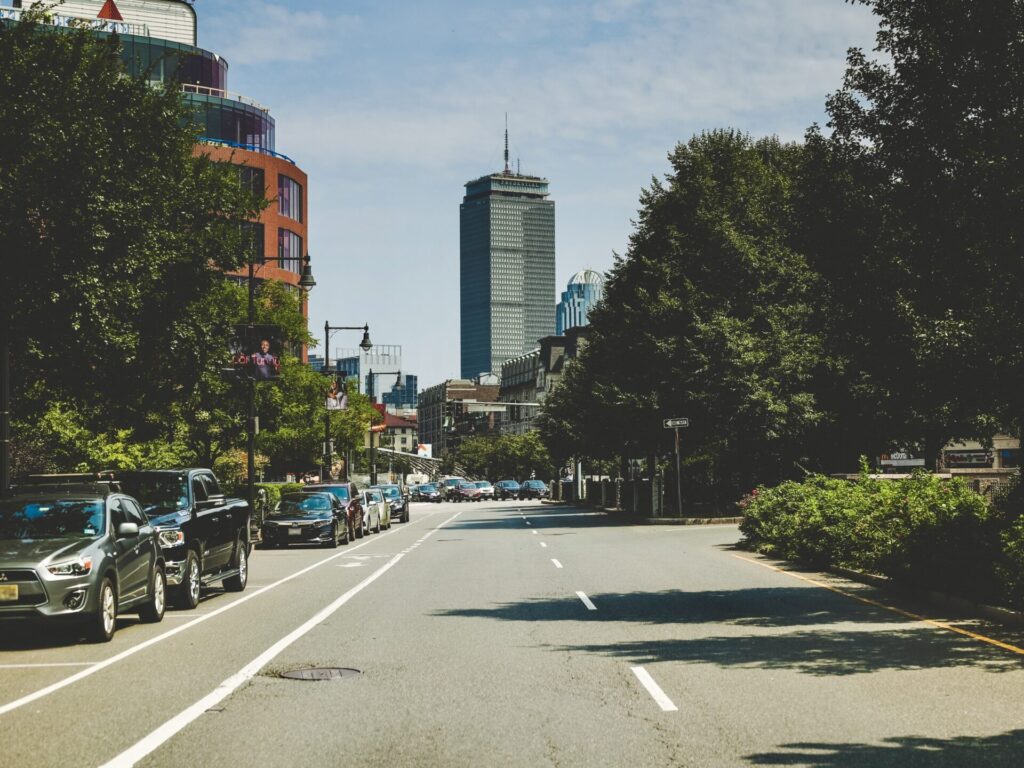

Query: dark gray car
<box><xmin>0</xmin><ymin>486</ymin><xmax>166</xmax><ymax>642</ymax></box>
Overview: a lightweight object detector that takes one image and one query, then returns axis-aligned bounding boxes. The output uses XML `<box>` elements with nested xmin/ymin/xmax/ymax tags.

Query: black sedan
<box><xmin>519</xmin><ymin>480</ymin><xmax>550</xmax><ymax>500</ymax></box>
<box><xmin>413</xmin><ymin>483</ymin><xmax>442</xmax><ymax>503</ymax></box>
<box><xmin>261</xmin><ymin>493</ymin><xmax>346</xmax><ymax>548</ymax></box>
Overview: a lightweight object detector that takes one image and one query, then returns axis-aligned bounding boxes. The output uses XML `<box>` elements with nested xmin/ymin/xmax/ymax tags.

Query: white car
<box><xmin>360</xmin><ymin>488</ymin><xmax>390</xmax><ymax>534</ymax></box>
<box><xmin>474</xmin><ymin>481</ymin><xmax>495</xmax><ymax>499</ymax></box>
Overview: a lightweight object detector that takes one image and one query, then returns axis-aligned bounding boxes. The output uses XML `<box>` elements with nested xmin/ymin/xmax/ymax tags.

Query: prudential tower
<box><xmin>460</xmin><ymin>128</ymin><xmax>555</xmax><ymax>379</ymax></box>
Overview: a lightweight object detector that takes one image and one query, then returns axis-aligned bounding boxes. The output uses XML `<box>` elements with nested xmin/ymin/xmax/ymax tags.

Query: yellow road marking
<box><xmin>731</xmin><ymin>554</ymin><xmax>1024</xmax><ymax>657</ymax></box>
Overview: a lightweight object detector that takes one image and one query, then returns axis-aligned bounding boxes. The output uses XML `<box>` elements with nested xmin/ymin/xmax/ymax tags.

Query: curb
<box><xmin>830</xmin><ymin>565</ymin><xmax>1024</xmax><ymax>628</ymax></box>
<box><xmin>597</xmin><ymin>507</ymin><xmax>743</xmax><ymax>525</ymax></box>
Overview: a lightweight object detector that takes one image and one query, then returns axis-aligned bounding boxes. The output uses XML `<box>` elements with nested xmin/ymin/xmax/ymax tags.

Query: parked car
<box><xmin>494</xmin><ymin>480</ymin><xmax>521</xmax><ymax>500</ymax></box>
<box><xmin>0</xmin><ymin>483</ymin><xmax>166</xmax><ymax>642</ymax></box>
<box><xmin>455</xmin><ymin>481</ymin><xmax>483</xmax><ymax>502</ymax></box>
<box><xmin>261</xmin><ymin>493</ymin><xmax>346</xmax><ymax>548</ymax></box>
<box><xmin>519</xmin><ymin>480</ymin><xmax>550</xmax><ymax>500</ymax></box>
<box><xmin>441</xmin><ymin>476</ymin><xmax>465</xmax><ymax>501</ymax></box>
<box><xmin>361</xmin><ymin>488</ymin><xmax>389</xmax><ymax>534</ymax></box>
<box><xmin>111</xmin><ymin>469</ymin><xmax>250</xmax><ymax>609</ymax></box>
<box><xmin>372</xmin><ymin>483</ymin><xmax>409</xmax><ymax>522</ymax></box>
<box><xmin>415</xmin><ymin>483</ymin><xmax>442</xmax><ymax>502</ymax></box>
<box><xmin>474</xmin><ymin>480</ymin><xmax>495</xmax><ymax>499</ymax></box>
<box><xmin>301</xmin><ymin>483</ymin><xmax>364</xmax><ymax>542</ymax></box>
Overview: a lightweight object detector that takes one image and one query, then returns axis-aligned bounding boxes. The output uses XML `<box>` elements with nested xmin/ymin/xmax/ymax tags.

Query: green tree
<box><xmin>0</xmin><ymin>10</ymin><xmax>262</xmax><ymax>471</ymax></box>
<box><xmin>541</xmin><ymin>131</ymin><xmax>825</xmax><ymax>506</ymax></box>
<box><xmin>801</xmin><ymin>0</ymin><xmax>1024</xmax><ymax>465</ymax></box>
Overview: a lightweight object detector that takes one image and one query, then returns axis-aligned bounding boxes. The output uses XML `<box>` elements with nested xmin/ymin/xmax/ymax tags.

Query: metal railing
<box><xmin>198</xmin><ymin>137</ymin><xmax>296</xmax><ymax>166</ymax></box>
<box><xmin>181</xmin><ymin>83</ymin><xmax>270</xmax><ymax>113</ymax></box>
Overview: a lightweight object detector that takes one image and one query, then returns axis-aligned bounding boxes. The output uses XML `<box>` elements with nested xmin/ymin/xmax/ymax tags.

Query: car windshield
<box><xmin>524</xmin><ymin>481</ymin><xmax>544</xmax><ymax>488</ymax></box>
<box><xmin>376</xmin><ymin>486</ymin><xmax>401</xmax><ymax>500</ymax></box>
<box><xmin>459</xmin><ymin>483</ymin><xmax>476</xmax><ymax>490</ymax></box>
<box><xmin>370</xmin><ymin>490</ymin><xmax>383</xmax><ymax>502</ymax></box>
<box><xmin>0</xmin><ymin>498</ymin><xmax>105</xmax><ymax>540</ymax></box>
<box><xmin>306</xmin><ymin>485</ymin><xmax>350</xmax><ymax>502</ymax></box>
<box><xmin>277</xmin><ymin>496</ymin><xmax>332</xmax><ymax>514</ymax></box>
<box><xmin>475</xmin><ymin>482</ymin><xmax>491</xmax><ymax>488</ymax></box>
<box><xmin>420</xmin><ymin>484</ymin><xmax>437</xmax><ymax>492</ymax></box>
<box><xmin>119</xmin><ymin>475</ymin><xmax>188</xmax><ymax>514</ymax></box>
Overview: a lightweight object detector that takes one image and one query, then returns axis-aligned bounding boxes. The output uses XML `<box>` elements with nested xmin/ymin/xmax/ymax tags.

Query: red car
<box><xmin>455</xmin><ymin>482</ymin><xmax>483</xmax><ymax>502</ymax></box>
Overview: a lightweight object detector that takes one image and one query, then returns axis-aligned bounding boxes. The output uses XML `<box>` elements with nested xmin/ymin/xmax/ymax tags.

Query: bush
<box><xmin>740</xmin><ymin>469</ymin><xmax>1015</xmax><ymax>607</ymax></box>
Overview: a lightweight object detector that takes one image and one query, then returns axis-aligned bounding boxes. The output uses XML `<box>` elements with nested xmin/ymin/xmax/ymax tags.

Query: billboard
<box><xmin>416</xmin><ymin>444</ymin><xmax>433</xmax><ymax>459</ymax></box>
<box><xmin>326</xmin><ymin>379</ymin><xmax>348</xmax><ymax>411</ymax></box>
<box><xmin>230</xmin><ymin>325</ymin><xmax>283</xmax><ymax>381</ymax></box>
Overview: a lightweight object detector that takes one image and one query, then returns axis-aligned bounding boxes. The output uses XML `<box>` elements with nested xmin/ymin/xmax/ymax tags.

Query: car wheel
<box><xmin>139</xmin><ymin>566</ymin><xmax>166</xmax><ymax>623</ymax></box>
<box><xmin>325</xmin><ymin>521</ymin><xmax>339</xmax><ymax>548</ymax></box>
<box><xmin>88</xmin><ymin>577</ymin><xmax>117</xmax><ymax>643</ymax></box>
<box><xmin>223</xmin><ymin>539</ymin><xmax>248</xmax><ymax>592</ymax></box>
<box><xmin>176</xmin><ymin>550</ymin><xmax>201</xmax><ymax>609</ymax></box>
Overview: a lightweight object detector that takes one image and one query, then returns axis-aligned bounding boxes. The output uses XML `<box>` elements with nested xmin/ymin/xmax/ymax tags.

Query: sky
<box><xmin>193</xmin><ymin>0</ymin><xmax>881</xmax><ymax>390</ymax></box>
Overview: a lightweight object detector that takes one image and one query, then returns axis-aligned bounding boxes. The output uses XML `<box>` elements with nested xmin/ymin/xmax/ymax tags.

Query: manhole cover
<box><xmin>280</xmin><ymin>667</ymin><xmax>362</xmax><ymax>681</ymax></box>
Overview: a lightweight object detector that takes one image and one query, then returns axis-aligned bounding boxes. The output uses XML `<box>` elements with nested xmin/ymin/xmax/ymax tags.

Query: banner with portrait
<box><xmin>230</xmin><ymin>325</ymin><xmax>283</xmax><ymax>381</ymax></box>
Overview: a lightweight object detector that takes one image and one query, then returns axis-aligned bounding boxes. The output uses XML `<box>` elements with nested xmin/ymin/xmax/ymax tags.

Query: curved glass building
<box><xmin>556</xmin><ymin>269</ymin><xmax>604</xmax><ymax>335</ymax></box>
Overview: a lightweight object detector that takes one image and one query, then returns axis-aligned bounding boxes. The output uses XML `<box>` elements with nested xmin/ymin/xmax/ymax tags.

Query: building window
<box><xmin>240</xmin><ymin>221</ymin><xmax>264</xmax><ymax>264</ymax></box>
<box><xmin>238</xmin><ymin>165</ymin><xmax>265</xmax><ymax>198</ymax></box>
<box><xmin>277</xmin><ymin>228</ymin><xmax>302</xmax><ymax>273</ymax></box>
<box><xmin>278</xmin><ymin>175</ymin><xmax>303</xmax><ymax>222</ymax></box>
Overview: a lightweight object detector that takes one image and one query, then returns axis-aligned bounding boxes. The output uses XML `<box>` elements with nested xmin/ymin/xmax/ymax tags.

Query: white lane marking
<box><xmin>539</xmin><ymin>542</ymin><xmax>548</xmax><ymax>548</ymax></box>
<box><xmin>338</xmin><ymin>563</ymin><xmax>365</xmax><ymax>568</ymax></box>
<box><xmin>631</xmin><ymin>666</ymin><xmax>678</xmax><ymax>712</ymax></box>
<box><xmin>551</xmin><ymin>559</ymin><xmax>563</xmax><ymax>569</ymax></box>
<box><xmin>0</xmin><ymin>513</ymin><xmax>432</xmax><ymax>718</ymax></box>
<box><xmin>0</xmin><ymin>663</ymin><xmax>97</xmax><ymax>669</ymax></box>
<box><xmin>576</xmin><ymin>591</ymin><xmax>597</xmax><ymax>611</ymax></box>
<box><xmin>525</xmin><ymin>521</ymin><xmax>531</xmax><ymax>526</ymax></box>
<box><xmin>100</xmin><ymin>510</ymin><xmax>463</xmax><ymax>768</ymax></box>
<box><xmin>532</xmin><ymin>530</ymin><xmax>538</xmax><ymax>535</ymax></box>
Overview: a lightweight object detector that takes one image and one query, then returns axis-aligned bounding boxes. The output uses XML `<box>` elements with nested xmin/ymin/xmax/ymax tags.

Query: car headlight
<box><xmin>47</xmin><ymin>557</ymin><xmax>93</xmax><ymax>577</ymax></box>
<box><xmin>158</xmin><ymin>529</ymin><xmax>186</xmax><ymax>548</ymax></box>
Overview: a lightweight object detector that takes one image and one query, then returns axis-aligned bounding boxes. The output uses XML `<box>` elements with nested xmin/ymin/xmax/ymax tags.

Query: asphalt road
<box><xmin>2</xmin><ymin>499</ymin><xmax>1024</xmax><ymax>767</ymax></box>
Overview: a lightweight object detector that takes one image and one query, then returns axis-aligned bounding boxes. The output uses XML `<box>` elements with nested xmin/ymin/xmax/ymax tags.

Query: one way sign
<box><xmin>663</xmin><ymin>417</ymin><xmax>690</xmax><ymax>429</ymax></box>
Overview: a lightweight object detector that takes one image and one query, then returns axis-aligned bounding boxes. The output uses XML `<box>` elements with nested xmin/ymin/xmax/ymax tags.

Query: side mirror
<box><xmin>117</xmin><ymin>522</ymin><xmax>140</xmax><ymax>538</ymax></box>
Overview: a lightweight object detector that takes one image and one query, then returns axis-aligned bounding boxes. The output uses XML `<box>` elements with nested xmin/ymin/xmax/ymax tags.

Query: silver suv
<box><xmin>0</xmin><ymin>485</ymin><xmax>166</xmax><ymax>642</ymax></box>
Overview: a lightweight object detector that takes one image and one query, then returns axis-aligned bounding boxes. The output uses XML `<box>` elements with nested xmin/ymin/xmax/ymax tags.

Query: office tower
<box><xmin>460</xmin><ymin>131</ymin><xmax>555</xmax><ymax>378</ymax></box>
<box><xmin>556</xmin><ymin>269</ymin><xmax>605</xmax><ymax>335</ymax></box>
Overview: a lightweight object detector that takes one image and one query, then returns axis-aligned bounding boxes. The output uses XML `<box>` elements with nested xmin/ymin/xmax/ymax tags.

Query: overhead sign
<box><xmin>879</xmin><ymin>451</ymin><xmax>925</xmax><ymax>467</ymax></box>
<box><xmin>663</xmin><ymin>417</ymin><xmax>690</xmax><ymax>429</ymax></box>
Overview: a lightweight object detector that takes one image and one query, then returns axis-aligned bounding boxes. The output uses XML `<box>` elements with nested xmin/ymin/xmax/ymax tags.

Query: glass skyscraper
<box><xmin>460</xmin><ymin>170</ymin><xmax>555</xmax><ymax>378</ymax></box>
<box><xmin>556</xmin><ymin>269</ymin><xmax>605</xmax><ymax>335</ymax></box>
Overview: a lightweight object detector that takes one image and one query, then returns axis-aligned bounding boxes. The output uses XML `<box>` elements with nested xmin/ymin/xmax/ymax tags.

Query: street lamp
<box><xmin>323</xmin><ymin>322</ymin><xmax>372</xmax><ymax>481</ymax></box>
<box><xmin>246</xmin><ymin>252</ymin><xmax>315</xmax><ymax>514</ymax></box>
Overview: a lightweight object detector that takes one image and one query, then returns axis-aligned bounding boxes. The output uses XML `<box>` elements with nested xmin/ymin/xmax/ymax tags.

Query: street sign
<box><xmin>663</xmin><ymin>417</ymin><xmax>690</xmax><ymax>429</ymax></box>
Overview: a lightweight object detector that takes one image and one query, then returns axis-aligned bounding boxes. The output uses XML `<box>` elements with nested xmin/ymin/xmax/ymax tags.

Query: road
<box><xmin>1</xmin><ymin>499</ymin><xmax>1023</xmax><ymax>767</ymax></box>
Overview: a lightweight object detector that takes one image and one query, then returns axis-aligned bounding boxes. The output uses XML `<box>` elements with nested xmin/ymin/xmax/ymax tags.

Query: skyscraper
<box><xmin>556</xmin><ymin>269</ymin><xmax>605</xmax><ymax>335</ymax></box>
<box><xmin>460</xmin><ymin>133</ymin><xmax>555</xmax><ymax>379</ymax></box>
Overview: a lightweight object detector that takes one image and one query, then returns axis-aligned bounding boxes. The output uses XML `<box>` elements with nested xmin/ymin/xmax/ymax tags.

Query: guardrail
<box><xmin>181</xmin><ymin>83</ymin><xmax>270</xmax><ymax>113</ymax></box>
<box><xmin>198</xmin><ymin>137</ymin><xmax>296</xmax><ymax>166</ymax></box>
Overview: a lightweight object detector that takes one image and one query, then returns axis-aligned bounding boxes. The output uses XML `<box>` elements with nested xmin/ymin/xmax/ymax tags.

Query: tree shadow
<box><xmin>433</xmin><ymin>587</ymin><xmax>1024</xmax><ymax>675</ymax></box>
<box><xmin>0</xmin><ymin>616</ymin><xmax>141</xmax><ymax>649</ymax></box>
<box><xmin>745</xmin><ymin>730</ymin><xmax>1024</xmax><ymax>766</ymax></box>
<box><xmin>434</xmin><ymin>587</ymin><xmax>907</xmax><ymax>629</ymax></box>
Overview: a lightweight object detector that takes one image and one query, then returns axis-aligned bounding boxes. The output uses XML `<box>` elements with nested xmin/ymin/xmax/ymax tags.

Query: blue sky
<box><xmin>193</xmin><ymin>0</ymin><xmax>880</xmax><ymax>389</ymax></box>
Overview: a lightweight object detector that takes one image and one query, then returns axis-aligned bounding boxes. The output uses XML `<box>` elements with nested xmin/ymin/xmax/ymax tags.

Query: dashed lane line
<box><xmin>576</xmin><ymin>591</ymin><xmax>597</xmax><ymax>611</ymax></box>
<box><xmin>631</xmin><ymin>666</ymin><xmax>678</xmax><ymax>712</ymax></box>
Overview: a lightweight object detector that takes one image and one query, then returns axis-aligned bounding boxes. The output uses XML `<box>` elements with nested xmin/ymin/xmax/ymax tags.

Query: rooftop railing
<box><xmin>181</xmin><ymin>83</ymin><xmax>270</xmax><ymax>113</ymax></box>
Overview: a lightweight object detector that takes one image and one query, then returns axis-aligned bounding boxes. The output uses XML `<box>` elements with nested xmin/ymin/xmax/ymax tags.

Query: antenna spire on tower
<box><xmin>504</xmin><ymin>113</ymin><xmax>510</xmax><ymax>174</ymax></box>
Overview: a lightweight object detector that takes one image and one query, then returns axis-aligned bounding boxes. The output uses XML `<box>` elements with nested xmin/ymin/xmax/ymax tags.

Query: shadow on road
<box><xmin>745</xmin><ymin>730</ymin><xmax>1024</xmax><ymax>766</ymax></box>
<box><xmin>433</xmin><ymin>587</ymin><xmax>1024</xmax><ymax>675</ymax></box>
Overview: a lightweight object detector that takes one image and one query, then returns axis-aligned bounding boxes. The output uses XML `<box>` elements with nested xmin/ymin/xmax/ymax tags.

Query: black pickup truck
<box><xmin>109</xmin><ymin>469</ymin><xmax>250</xmax><ymax>609</ymax></box>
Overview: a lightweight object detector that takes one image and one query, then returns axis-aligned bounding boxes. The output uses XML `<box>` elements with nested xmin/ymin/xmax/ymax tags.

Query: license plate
<box><xmin>289</xmin><ymin>527</ymin><xmax>302</xmax><ymax>536</ymax></box>
<box><xmin>0</xmin><ymin>584</ymin><xmax>18</xmax><ymax>601</ymax></box>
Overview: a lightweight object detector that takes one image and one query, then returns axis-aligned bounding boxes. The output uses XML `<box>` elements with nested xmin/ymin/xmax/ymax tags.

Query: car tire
<box><xmin>88</xmin><ymin>577</ymin><xmax>117</xmax><ymax>643</ymax></box>
<box><xmin>176</xmin><ymin>550</ymin><xmax>201</xmax><ymax>609</ymax></box>
<box><xmin>223</xmin><ymin>539</ymin><xmax>248</xmax><ymax>592</ymax></box>
<box><xmin>325</xmin><ymin>521</ymin><xmax>339</xmax><ymax>548</ymax></box>
<box><xmin>138</xmin><ymin>566</ymin><xmax>166</xmax><ymax>623</ymax></box>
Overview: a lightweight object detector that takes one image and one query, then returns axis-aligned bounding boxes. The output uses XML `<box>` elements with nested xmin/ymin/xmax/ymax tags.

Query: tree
<box><xmin>541</xmin><ymin>131</ymin><xmax>826</xmax><ymax>506</ymax></box>
<box><xmin>0</xmin><ymin>10</ymin><xmax>262</xmax><ymax>470</ymax></box>
<box><xmin>802</xmin><ymin>0</ymin><xmax>1024</xmax><ymax>463</ymax></box>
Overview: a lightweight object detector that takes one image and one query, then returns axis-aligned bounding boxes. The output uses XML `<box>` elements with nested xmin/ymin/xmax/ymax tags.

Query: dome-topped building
<box><xmin>556</xmin><ymin>269</ymin><xmax>605</xmax><ymax>335</ymax></box>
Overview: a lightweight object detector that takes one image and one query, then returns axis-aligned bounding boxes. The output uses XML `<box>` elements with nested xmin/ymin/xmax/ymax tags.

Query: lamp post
<box><xmin>1</xmin><ymin>330</ymin><xmax>9</xmax><ymax>499</ymax></box>
<box><xmin>247</xmin><ymin>252</ymin><xmax>316</xmax><ymax>514</ymax></box>
<box><xmin>368</xmin><ymin>367</ymin><xmax>377</xmax><ymax>484</ymax></box>
<box><xmin>322</xmin><ymin>322</ymin><xmax>372</xmax><ymax>480</ymax></box>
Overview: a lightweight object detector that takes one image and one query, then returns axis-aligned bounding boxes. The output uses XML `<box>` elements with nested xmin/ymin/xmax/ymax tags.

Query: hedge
<box><xmin>739</xmin><ymin>469</ymin><xmax>1023</xmax><ymax>610</ymax></box>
